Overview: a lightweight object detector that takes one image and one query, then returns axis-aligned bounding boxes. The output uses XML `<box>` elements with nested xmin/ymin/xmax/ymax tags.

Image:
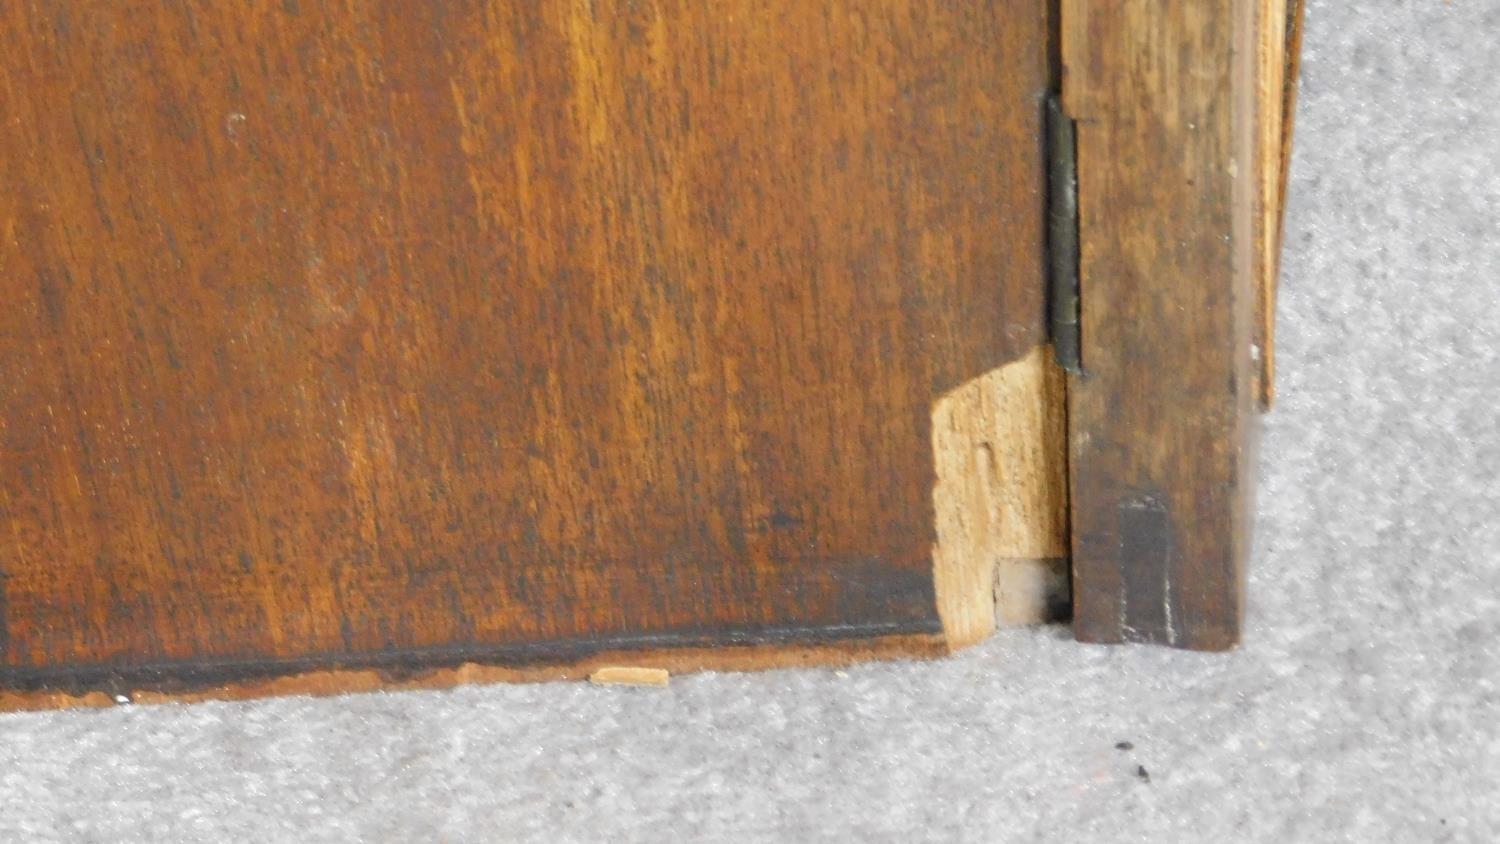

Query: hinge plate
<box><xmin>1046</xmin><ymin>94</ymin><xmax>1081</xmax><ymax>374</ymax></box>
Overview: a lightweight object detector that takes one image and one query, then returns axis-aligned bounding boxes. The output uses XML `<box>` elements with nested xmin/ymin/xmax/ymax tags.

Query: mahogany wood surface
<box><xmin>0</xmin><ymin>1</ymin><xmax>1053</xmax><ymax>699</ymax></box>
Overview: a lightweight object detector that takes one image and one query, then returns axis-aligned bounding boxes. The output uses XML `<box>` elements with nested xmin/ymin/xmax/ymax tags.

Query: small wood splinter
<box><xmin>588</xmin><ymin>666</ymin><xmax>670</xmax><ymax>687</ymax></box>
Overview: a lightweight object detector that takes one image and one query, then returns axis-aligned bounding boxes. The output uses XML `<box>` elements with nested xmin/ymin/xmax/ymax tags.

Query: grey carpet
<box><xmin>3</xmin><ymin>2</ymin><xmax>1497</xmax><ymax>840</ymax></box>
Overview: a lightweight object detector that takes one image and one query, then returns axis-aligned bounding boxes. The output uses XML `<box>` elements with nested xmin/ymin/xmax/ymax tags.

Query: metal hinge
<box><xmin>1046</xmin><ymin>93</ymin><xmax>1081</xmax><ymax>374</ymax></box>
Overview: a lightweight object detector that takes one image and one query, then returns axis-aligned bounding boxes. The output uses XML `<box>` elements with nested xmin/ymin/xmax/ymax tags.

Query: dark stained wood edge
<box><xmin>0</xmin><ymin>619</ymin><xmax>944</xmax><ymax>699</ymax></box>
<box><xmin>933</xmin><ymin>346</ymin><xmax>1070</xmax><ymax>645</ymax></box>
<box><xmin>1</xmin><ymin>631</ymin><xmax>948</xmax><ymax>713</ymax></box>
<box><xmin>1062</xmin><ymin>0</ymin><xmax>1260</xmax><ymax>650</ymax></box>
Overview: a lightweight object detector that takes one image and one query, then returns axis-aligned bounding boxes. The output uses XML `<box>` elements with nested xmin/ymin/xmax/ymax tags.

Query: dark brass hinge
<box><xmin>1046</xmin><ymin>93</ymin><xmax>1081</xmax><ymax>374</ymax></box>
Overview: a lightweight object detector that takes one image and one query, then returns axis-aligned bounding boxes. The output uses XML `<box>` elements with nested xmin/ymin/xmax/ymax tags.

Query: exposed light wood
<box><xmin>0</xmin><ymin>1</ymin><xmax>1055</xmax><ymax>707</ymax></box>
<box><xmin>1062</xmin><ymin>0</ymin><xmax>1260</xmax><ymax>649</ymax></box>
<box><xmin>933</xmin><ymin>346</ymin><xmax>1069</xmax><ymax>644</ymax></box>
<box><xmin>589</xmin><ymin>666</ymin><xmax>670</xmax><ymax>687</ymax></box>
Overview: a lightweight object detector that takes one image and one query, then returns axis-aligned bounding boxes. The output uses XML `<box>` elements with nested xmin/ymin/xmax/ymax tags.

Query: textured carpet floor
<box><xmin>3</xmin><ymin>2</ymin><xmax>1497</xmax><ymax>841</ymax></box>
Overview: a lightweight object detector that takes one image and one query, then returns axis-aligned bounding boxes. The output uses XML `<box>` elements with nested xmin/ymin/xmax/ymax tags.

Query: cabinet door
<box><xmin>0</xmin><ymin>1</ymin><xmax>1064</xmax><ymax>707</ymax></box>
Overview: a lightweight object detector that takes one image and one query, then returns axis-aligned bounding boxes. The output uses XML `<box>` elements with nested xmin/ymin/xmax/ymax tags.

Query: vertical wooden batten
<box><xmin>1061</xmin><ymin>0</ymin><xmax>1261</xmax><ymax>649</ymax></box>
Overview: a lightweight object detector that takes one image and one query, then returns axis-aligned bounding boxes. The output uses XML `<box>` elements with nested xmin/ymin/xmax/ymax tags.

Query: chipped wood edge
<box><xmin>932</xmin><ymin>345</ymin><xmax>1070</xmax><ymax>648</ymax></box>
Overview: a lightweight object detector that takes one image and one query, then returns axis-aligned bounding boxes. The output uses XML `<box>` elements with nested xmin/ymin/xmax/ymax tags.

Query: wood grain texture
<box><xmin>1062</xmin><ymin>0</ymin><xmax>1259</xmax><ymax>649</ymax></box>
<box><xmin>0</xmin><ymin>1</ymin><xmax>1055</xmax><ymax>702</ymax></box>
<box><xmin>1255</xmin><ymin>0</ymin><xmax>1307</xmax><ymax>407</ymax></box>
<box><xmin>933</xmin><ymin>346</ymin><xmax>1068</xmax><ymax>644</ymax></box>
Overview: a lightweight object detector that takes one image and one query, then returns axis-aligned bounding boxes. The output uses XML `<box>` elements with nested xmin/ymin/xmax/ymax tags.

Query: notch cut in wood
<box><xmin>933</xmin><ymin>346</ymin><xmax>1070</xmax><ymax>647</ymax></box>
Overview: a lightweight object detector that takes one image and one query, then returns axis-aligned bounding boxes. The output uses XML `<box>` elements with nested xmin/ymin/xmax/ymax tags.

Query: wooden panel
<box><xmin>0</xmin><ymin>1</ymin><xmax>1057</xmax><ymax>701</ymax></box>
<box><xmin>1062</xmin><ymin>0</ymin><xmax>1259</xmax><ymax>649</ymax></box>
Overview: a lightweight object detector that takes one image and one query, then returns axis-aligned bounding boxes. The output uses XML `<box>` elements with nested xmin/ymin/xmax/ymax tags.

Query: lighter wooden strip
<box><xmin>1256</xmin><ymin>0</ymin><xmax>1306</xmax><ymax>407</ymax></box>
<box><xmin>589</xmin><ymin>666</ymin><xmax>670</xmax><ymax>687</ymax></box>
<box><xmin>1257</xmin><ymin>0</ymin><xmax>1289</xmax><ymax>406</ymax></box>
